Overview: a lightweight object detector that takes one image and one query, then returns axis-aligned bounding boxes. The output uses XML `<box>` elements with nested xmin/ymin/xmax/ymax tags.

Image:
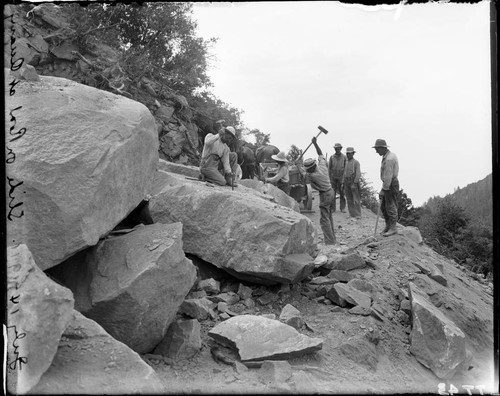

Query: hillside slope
<box><xmin>142</xmin><ymin>192</ymin><xmax>494</xmax><ymax>394</ymax></box>
<box><xmin>424</xmin><ymin>174</ymin><xmax>492</xmax><ymax>228</ymax></box>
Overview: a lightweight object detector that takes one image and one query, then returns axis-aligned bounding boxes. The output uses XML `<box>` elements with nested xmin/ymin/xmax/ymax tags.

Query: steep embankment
<box><xmin>141</xmin><ymin>190</ymin><xmax>494</xmax><ymax>394</ymax></box>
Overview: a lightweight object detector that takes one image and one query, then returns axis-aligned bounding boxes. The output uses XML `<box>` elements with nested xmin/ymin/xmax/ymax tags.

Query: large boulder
<box><xmin>208</xmin><ymin>315</ymin><xmax>323</xmax><ymax>362</ymax></box>
<box><xmin>47</xmin><ymin>223</ymin><xmax>196</xmax><ymax>354</ymax></box>
<box><xmin>6</xmin><ymin>245</ymin><xmax>74</xmax><ymax>395</ymax></box>
<box><xmin>408</xmin><ymin>282</ymin><xmax>467</xmax><ymax>379</ymax></box>
<box><xmin>239</xmin><ymin>178</ymin><xmax>300</xmax><ymax>212</ymax></box>
<box><xmin>31</xmin><ymin>311</ymin><xmax>165</xmax><ymax>394</ymax></box>
<box><xmin>5</xmin><ymin>74</ymin><xmax>159</xmax><ymax>270</ymax></box>
<box><xmin>150</xmin><ymin>171</ymin><xmax>317</xmax><ymax>285</ymax></box>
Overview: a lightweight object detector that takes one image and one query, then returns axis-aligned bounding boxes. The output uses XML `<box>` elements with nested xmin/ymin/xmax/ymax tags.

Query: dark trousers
<box><xmin>331</xmin><ymin>178</ymin><xmax>345</xmax><ymax>212</ymax></box>
<box><xmin>277</xmin><ymin>180</ymin><xmax>290</xmax><ymax>195</ymax></box>
<box><xmin>381</xmin><ymin>178</ymin><xmax>399</xmax><ymax>228</ymax></box>
<box><xmin>319</xmin><ymin>189</ymin><xmax>336</xmax><ymax>244</ymax></box>
<box><xmin>200</xmin><ymin>153</ymin><xmax>238</xmax><ymax>186</ymax></box>
<box><xmin>345</xmin><ymin>179</ymin><xmax>361</xmax><ymax>217</ymax></box>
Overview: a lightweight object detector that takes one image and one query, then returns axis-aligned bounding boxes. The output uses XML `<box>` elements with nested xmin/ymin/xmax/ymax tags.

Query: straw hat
<box><xmin>304</xmin><ymin>158</ymin><xmax>317</xmax><ymax>169</ymax></box>
<box><xmin>271</xmin><ymin>151</ymin><xmax>287</xmax><ymax>163</ymax></box>
<box><xmin>346</xmin><ymin>147</ymin><xmax>355</xmax><ymax>153</ymax></box>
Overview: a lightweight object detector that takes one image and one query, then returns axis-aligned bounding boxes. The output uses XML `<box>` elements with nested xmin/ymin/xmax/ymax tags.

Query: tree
<box><xmin>286</xmin><ymin>145</ymin><xmax>302</xmax><ymax>163</ymax></box>
<box><xmin>67</xmin><ymin>2</ymin><xmax>216</xmax><ymax>99</ymax></box>
<box><xmin>246</xmin><ymin>129</ymin><xmax>271</xmax><ymax>147</ymax></box>
<box><xmin>397</xmin><ymin>189</ymin><xmax>418</xmax><ymax>226</ymax></box>
<box><xmin>358</xmin><ymin>174</ymin><xmax>378</xmax><ymax>214</ymax></box>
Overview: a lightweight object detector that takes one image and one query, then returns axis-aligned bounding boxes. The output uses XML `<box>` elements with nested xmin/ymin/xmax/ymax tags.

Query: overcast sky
<box><xmin>191</xmin><ymin>1</ymin><xmax>492</xmax><ymax>207</ymax></box>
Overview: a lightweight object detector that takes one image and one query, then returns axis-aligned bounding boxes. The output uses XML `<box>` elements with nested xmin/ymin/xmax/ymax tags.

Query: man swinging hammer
<box><xmin>200</xmin><ymin>125</ymin><xmax>238</xmax><ymax>187</ymax></box>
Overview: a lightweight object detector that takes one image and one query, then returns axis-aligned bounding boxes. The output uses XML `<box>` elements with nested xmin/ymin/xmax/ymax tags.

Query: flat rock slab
<box><xmin>6</xmin><ymin>245</ymin><xmax>74</xmax><ymax>394</ymax></box>
<box><xmin>150</xmin><ymin>171</ymin><xmax>316</xmax><ymax>285</ymax></box>
<box><xmin>334</xmin><ymin>283</ymin><xmax>372</xmax><ymax>309</ymax></box>
<box><xmin>208</xmin><ymin>315</ymin><xmax>323</xmax><ymax>362</ymax></box>
<box><xmin>31</xmin><ymin>311</ymin><xmax>165</xmax><ymax>394</ymax></box>
<box><xmin>409</xmin><ymin>282</ymin><xmax>466</xmax><ymax>379</ymax></box>
<box><xmin>5</xmin><ymin>75</ymin><xmax>158</xmax><ymax>270</ymax></box>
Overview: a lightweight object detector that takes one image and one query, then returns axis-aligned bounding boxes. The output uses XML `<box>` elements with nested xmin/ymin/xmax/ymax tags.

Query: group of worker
<box><xmin>198</xmin><ymin>123</ymin><xmax>399</xmax><ymax>245</ymax></box>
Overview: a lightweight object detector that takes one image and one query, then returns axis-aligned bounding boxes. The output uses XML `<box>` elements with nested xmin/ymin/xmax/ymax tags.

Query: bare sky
<box><xmin>192</xmin><ymin>1</ymin><xmax>492</xmax><ymax>207</ymax></box>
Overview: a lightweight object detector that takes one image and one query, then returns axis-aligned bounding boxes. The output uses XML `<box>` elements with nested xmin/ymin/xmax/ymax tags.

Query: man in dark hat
<box><xmin>200</xmin><ymin>126</ymin><xmax>238</xmax><ymax>187</ymax></box>
<box><xmin>301</xmin><ymin>137</ymin><xmax>336</xmax><ymax>245</ymax></box>
<box><xmin>343</xmin><ymin>147</ymin><xmax>362</xmax><ymax>219</ymax></box>
<box><xmin>373</xmin><ymin>139</ymin><xmax>399</xmax><ymax>236</ymax></box>
<box><xmin>328</xmin><ymin>143</ymin><xmax>347</xmax><ymax>213</ymax></box>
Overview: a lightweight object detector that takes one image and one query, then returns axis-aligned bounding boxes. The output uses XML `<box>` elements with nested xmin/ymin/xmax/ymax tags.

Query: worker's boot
<box><xmin>380</xmin><ymin>221</ymin><xmax>390</xmax><ymax>234</ymax></box>
<box><xmin>382</xmin><ymin>222</ymin><xmax>398</xmax><ymax>237</ymax></box>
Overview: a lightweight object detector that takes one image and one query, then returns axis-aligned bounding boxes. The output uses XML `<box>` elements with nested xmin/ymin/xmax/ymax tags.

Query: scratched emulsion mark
<box><xmin>5</xmin><ymin>9</ymin><xmax>29</xmax><ymax>390</ymax></box>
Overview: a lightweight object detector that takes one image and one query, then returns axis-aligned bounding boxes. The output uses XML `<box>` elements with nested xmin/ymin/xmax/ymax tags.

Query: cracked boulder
<box><xmin>239</xmin><ymin>178</ymin><xmax>300</xmax><ymax>212</ymax></box>
<box><xmin>208</xmin><ymin>315</ymin><xmax>323</xmax><ymax>362</ymax></box>
<box><xmin>5</xmin><ymin>75</ymin><xmax>158</xmax><ymax>270</ymax></box>
<box><xmin>48</xmin><ymin>223</ymin><xmax>196</xmax><ymax>354</ymax></box>
<box><xmin>150</xmin><ymin>171</ymin><xmax>317</xmax><ymax>285</ymax></box>
<box><xmin>6</xmin><ymin>245</ymin><xmax>74</xmax><ymax>395</ymax></box>
<box><xmin>408</xmin><ymin>282</ymin><xmax>467</xmax><ymax>379</ymax></box>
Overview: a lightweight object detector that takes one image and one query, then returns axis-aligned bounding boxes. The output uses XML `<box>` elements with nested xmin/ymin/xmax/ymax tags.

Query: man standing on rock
<box><xmin>200</xmin><ymin>126</ymin><xmax>238</xmax><ymax>187</ymax></box>
<box><xmin>328</xmin><ymin>143</ymin><xmax>347</xmax><ymax>213</ymax></box>
<box><xmin>373</xmin><ymin>139</ymin><xmax>399</xmax><ymax>236</ymax></box>
<box><xmin>343</xmin><ymin>147</ymin><xmax>362</xmax><ymax>219</ymax></box>
<box><xmin>300</xmin><ymin>137</ymin><xmax>336</xmax><ymax>245</ymax></box>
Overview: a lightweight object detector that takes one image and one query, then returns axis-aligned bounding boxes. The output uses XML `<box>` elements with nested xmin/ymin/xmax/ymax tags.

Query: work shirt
<box><xmin>303</xmin><ymin>155</ymin><xmax>332</xmax><ymax>192</ymax></box>
<box><xmin>328</xmin><ymin>153</ymin><xmax>347</xmax><ymax>180</ymax></box>
<box><xmin>267</xmin><ymin>163</ymin><xmax>289</xmax><ymax>183</ymax></box>
<box><xmin>201</xmin><ymin>133</ymin><xmax>231</xmax><ymax>174</ymax></box>
<box><xmin>343</xmin><ymin>158</ymin><xmax>361</xmax><ymax>184</ymax></box>
<box><xmin>380</xmin><ymin>150</ymin><xmax>399</xmax><ymax>190</ymax></box>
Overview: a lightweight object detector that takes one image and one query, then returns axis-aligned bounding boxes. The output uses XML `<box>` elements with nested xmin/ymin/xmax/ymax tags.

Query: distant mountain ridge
<box><xmin>424</xmin><ymin>174</ymin><xmax>492</xmax><ymax>228</ymax></box>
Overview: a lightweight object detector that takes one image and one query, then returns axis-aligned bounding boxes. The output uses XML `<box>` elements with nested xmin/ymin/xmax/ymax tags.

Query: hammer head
<box><xmin>318</xmin><ymin>125</ymin><xmax>329</xmax><ymax>134</ymax></box>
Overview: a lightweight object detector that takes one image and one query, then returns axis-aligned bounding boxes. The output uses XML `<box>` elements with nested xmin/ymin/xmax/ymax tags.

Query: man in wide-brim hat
<box><xmin>328</xmin><ymin>143</ymin><xmax>347</xmax><ymax>213</ymax></box>
<box><xmin>265</xmin><ymin>151</ymin><xmax>290</xmax><ymax>194</ymax></box>
<box><xmin>300</xmin><ymin>137</ymin><xmax>336</xmax><ymax>245</ymax></box>
<box><xmin>373</xmin><ymin>139</ymin><xmax>399</xmax><ymax>236</ymax></box>
<box><xmin>343</xmin><ymin>147</ymin><xmax>362</xmax><ymax>219</ymax></box>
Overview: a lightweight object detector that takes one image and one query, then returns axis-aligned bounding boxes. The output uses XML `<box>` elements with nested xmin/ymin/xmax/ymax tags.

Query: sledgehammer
<box><xmin>298</xmin><ymin>125</ymin><xmax>329</xmax><ymax>161</ymax></box>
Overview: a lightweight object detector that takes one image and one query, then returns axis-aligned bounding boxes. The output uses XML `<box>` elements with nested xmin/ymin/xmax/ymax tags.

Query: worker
<box><xmin>328</xmin><ymin>143</ymin><xmax>347</xmax><ymax>213</ymax></box>
<box><xmin>300</xmin><ymin>137</ymin><xmax>336</xmax><ymax>245</ymax></box>
<box><xmin>373</xmin><ymin>139</ymin><xmax>399</xmax><ymax>236</ymax></box>
<box><xmin>265</xmin><ymin>151</ymin><xmax>290</xmax><ymax>194</ymax></box>
<box><xmin>199</xmin><ymin>126</ymin><xmax>238</xmax><ymax>187</ymax></box>
<box><xmin>342</xmin><ymin>147</ymin><xmax>362</xmax><ymax>219</ymax></box>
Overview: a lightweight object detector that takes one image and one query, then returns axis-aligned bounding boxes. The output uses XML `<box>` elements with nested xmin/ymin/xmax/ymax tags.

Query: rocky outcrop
<box><xmin>48</xmin><ymin>223</ymin><xmax>196</xmax><ymax>354</ymax></box>
<box><xmin>208</xmin><ymin>315</ymin><xmax>323</xmax><ymax>362</ymax></box>
<box><xmin>150</xmin><ymin>171</ymin><xmax>317</xmax><ymax>285</ymax></box>
<box><xmin>31</xmin><ymin>311</ymin><xmax>165</xmax><ymax>394</ymax></box>
<box><xmin>5</xmin><ymin>74</ymin><xmax>158</xmax><ymax>270</ymax></box>
<box><xmin>408</xmin><ymin>282</ymin><xmax>467</xmax><ymax>379</ymax></box>
<box><xmin>239</xmin><ymin>179</ymin><xmax>300</xmax><ymax>212</ymax></box>
<box><xmin>6</xmin><ymin>245</ymin><xmax>74</xmax><ymax>395</ymax></box>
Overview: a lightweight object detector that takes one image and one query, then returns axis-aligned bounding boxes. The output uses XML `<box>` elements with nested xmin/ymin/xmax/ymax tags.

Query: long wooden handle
<box><xmin>298</xmin><ymin>130</ymin><xmax>323</xmax><ymax>161</ymax></box>
<box><xmin>374</xmin><ymin>204</ymin><xmax>381</xmax><ymax>237</ymax></box>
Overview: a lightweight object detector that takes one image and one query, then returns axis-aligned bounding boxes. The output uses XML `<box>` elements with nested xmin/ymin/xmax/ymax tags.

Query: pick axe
<box><xmin>297</xmin><ymin>125</ymin><xmax>329</xmax><ymax>161</ymax></box>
